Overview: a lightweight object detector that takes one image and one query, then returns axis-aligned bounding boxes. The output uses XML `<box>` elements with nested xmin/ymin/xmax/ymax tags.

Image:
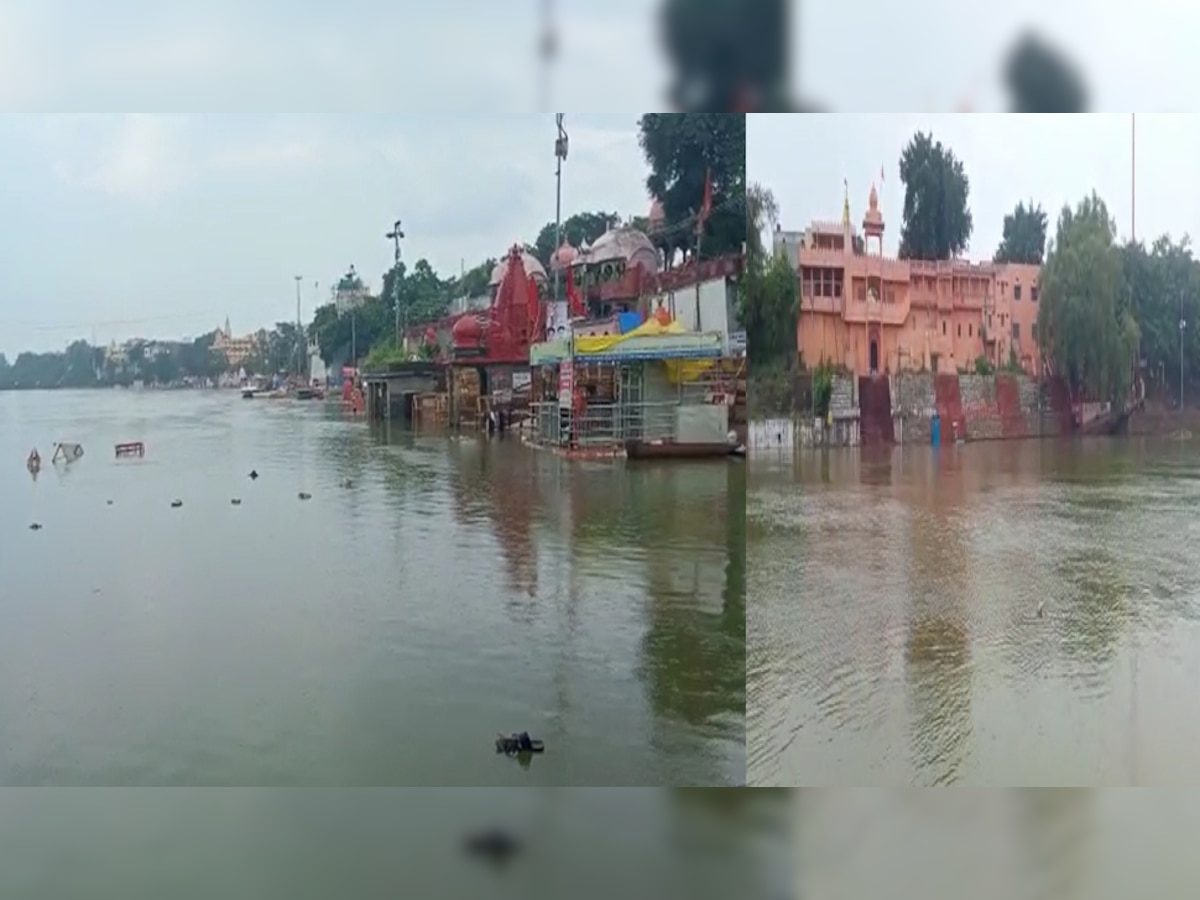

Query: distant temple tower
<box><xmin>863</xmin><ymin>184</ymin><xmax>884</xmax><ymax>255</ymax></box>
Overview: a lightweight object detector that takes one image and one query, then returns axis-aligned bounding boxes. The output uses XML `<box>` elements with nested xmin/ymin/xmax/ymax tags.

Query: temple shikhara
<box><xmin>362</xmin><ymin>206</ymin><xmax>747</xmax><ymax>459</ymax></box>
<box><xmin>787</xmin><ymin>183</ymin><xmax>1043</xmax><ymax>377</ymax></box>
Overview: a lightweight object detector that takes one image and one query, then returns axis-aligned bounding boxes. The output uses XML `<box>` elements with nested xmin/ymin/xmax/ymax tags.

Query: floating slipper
<box><xmin>494</xmin><ymin>731</ymin><xmax>545</xmax><ymax>755</ymax></box>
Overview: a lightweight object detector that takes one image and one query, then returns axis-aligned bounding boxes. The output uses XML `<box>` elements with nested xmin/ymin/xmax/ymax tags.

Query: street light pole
<box><xmin>554</xmin><ymin>114</ymin><xmax>568</xmax><ymax>303</ymax></box>
<box><xmin>1180</xmin><ymin>296</ymin><xmax>1186</xmax><ymax>409</ymax></box>
<box><xmin>386</xmin><ymin>220</ymin><xmax>405</xmax><ymax>349</ymax></box>
<box><xmin>294</xmin><ymin>274</ymin><xmax>303</xmax><ymax>378</ymax></box>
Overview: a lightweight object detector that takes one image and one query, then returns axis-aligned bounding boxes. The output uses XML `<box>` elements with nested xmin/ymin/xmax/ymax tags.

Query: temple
<box><xmin>363</xmin><ymin>208</ymin><xmax>746</xmax><ymax>458</ymax></box>
<box><xmin>789</xmin><ymin>182</ymin><xmax>1043</xmax><ymax>377</ymax></box>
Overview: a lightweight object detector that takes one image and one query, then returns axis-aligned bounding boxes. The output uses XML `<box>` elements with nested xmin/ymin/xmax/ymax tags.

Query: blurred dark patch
<box><xmin>1002</xmin><ymin>32</ymin><xmax>1090</xmax><ymax>113</ymax></box>
<box><xmin>659</xmin><ymin>0</ymin><xmax>814</xmax><ymax>111</ymax></box>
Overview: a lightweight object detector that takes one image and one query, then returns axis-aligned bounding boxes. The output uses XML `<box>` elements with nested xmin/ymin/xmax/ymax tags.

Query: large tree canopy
<box><xmin>745</xmin><ymin>183</ymin><xmax>779</xmax><ymax>263</ymax></box>
<box><xmin>738</xmin><ymin>183</ymin><xmax>796</xmax><ymax>367</ymax></box>
<box><xmin>1037</xmin><ymin>192</ymin><xmax>1139</xmax><ymax>403</ymax></box>
<box><xmin>897</xmin><ymin>131</ymin><xmax>974</xmax><ymax>261</ymax></box>
<box><xmin>637</xmin><ymin>113</ymin><xmax>746</xmax><ymax>261</ymax></box>
<box><xmin>993</xmin><ymin>200</ymin><xmax>1048</xmax><ymax>264</ymax></box>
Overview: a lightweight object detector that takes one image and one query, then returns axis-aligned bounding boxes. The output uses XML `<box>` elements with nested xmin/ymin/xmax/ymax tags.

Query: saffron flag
<box><xmin>565</xmin><ymin>262</ymin><xmax>584</xmax><ymax>317</ymax></box>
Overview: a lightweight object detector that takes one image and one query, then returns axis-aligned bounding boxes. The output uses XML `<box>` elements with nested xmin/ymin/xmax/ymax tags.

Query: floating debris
<box><xmin>28</xmin><ymin>522</ymin><xmax>42</xmax><ymax>531</ymax></box>
<box><xmin>114</xmin><ymin>441</ymin><xmax>145</xmax><ymax>459</ymax></box>
<box><xmin>231</xmin><ymin>498</ymin><xmax>242</xmax><ymax>505</ymax></box>
<box><xmin>106</xmin><ymin>500</ymin><xmax>114</xmax><ymax>506</ymax></box>
<box><xmin>170</xmin><ymin>500</ymin><xmax>183</xmax><ymax>508</ymax></box>
<box><xmin>249</xmin><ymin>470</ymin><xmax>259</xmax><ymax>480</ymax></box>
<box><xmin>298</xmin><ymin>492</ymin><xmax>312</xmax><ymax>501</ymax></box>
<box><xmin>462</xmin><ymin>828</ymin><xmax>523</xmax><ymax>864</ymax></box>
<box><xmin>495</xmin><ymin>732</ymin><xmax>544</xmax><ymax>755</ymax></box>
<box><xmin>51</xmin><ymin>442</ymin><xmax>84</xmax><ymax>464</ymax></box>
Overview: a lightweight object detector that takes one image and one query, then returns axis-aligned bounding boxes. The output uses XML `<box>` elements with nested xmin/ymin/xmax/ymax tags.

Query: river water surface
<box><xmin>750</xmin><ymin>438</ymin><xmax>1200</xmax><ymax>786</ymax></box>
<box><xmin>0</xmin><ymin>788</ymin><xmax>789</xmax><ymax>899</ymax></box>
<box><xmin>0</xmin><ymin>390</ymin><xmax>744</xmax><ymax>786</ymax></box>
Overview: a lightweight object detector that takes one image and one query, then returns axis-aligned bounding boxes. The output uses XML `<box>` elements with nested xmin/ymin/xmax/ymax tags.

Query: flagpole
<box><xmin>1131</xmin><ymin>113</ymin><xmax>1136</xmax><ymax>242</ymax></box>
<box><xmin>694</xmin><ymin>168</ymin><xmax>712</xmax><ymax>332</ymax></box>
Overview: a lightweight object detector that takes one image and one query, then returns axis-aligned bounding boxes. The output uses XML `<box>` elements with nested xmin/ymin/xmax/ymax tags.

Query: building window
<box><xmin>1014</xmin><ymin>284</ymin><xmax>1022</xmax><ymax>300</ymax></box>
<box><xmin>942</xmin><ymin>321</ymin><xmax>947</xmax><ymax>335</ymax></box>
<box><xmin>957</xmin><ymin>323</ymin><xmax>962</xmax><ymax>337</ymax></box>
<box><xmin>1012</xmin><ymin>322</ymin><xmax>1020</xmax><ymax>340</ymax></box>
<box><xmin>968</xmin><ymin>324</ymin><xmax>973</xmax><ymax>337</ymax></box>
<box><xmin>1032</xmin><ymin>323</ymin><xmax>1038</xmax><ymax>341</ymax></box>
<box><xmin>1031</xmin><ymin>286</ymin><xmax>1039</xmax><ymax>302</ymax></box>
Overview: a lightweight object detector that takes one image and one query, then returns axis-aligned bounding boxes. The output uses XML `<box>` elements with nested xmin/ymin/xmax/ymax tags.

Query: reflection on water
<box><xmin>0</xmin><ymin>390</ymin><xmax>744</xmax><ymax>785</ymax></box>
<box><xmin>0</xmin><ymin>788</ymin><xmax>791</xmax><ymax>900</ymax></box>
<box><xmin>750</xmin><ymin>439</ymin><xmax>1200</xmax><ymax>786</ymax></box>
<box><xmin>796</xmin><ymin>789</ymin><xmax>1200</xmax><ymax>900</ymax></box>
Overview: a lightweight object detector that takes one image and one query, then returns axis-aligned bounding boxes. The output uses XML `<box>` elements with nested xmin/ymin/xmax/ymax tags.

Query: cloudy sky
<box><xmin>802</xmin><ymin>1</ymin><xmax>1198</xmax><ymax>111</ymax></box>
<box><xmin>0</xmin><ymin>114</ymin><xmax>656</xmax><ymax>355</ymax></box>
<box><xmin>748</xmin><ymin>114</ymin><xmax>1199</xmax><ymax>262</ymax></box>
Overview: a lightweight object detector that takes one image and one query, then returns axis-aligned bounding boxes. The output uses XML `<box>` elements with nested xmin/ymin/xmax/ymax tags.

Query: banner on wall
<box><xmin>545</xmin><ymin>301</ymin><xmax>570</xmax><ymax>341</ymax></box>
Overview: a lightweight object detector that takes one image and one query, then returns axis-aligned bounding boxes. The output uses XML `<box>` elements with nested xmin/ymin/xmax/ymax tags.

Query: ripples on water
<box><xmin>749</xmin><ymin>439</ymin><xmax>1200</xmax><ymax>786</ymax></box>
<box><xmin>0</xmin><ymin>390</ymin><xmax>744</xmax><ymax>786</ymax></box>
<box><xmin>796</xmin><ymin>789</ymin><xmax>1200</xmax><ymax>900</ymax></box>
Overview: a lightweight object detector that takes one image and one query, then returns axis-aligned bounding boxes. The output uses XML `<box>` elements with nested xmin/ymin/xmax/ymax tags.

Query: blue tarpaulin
<box><xmin>617</xmin><ymin>312</ymin><xmax>643</xmax><ymax>334</ymax></box>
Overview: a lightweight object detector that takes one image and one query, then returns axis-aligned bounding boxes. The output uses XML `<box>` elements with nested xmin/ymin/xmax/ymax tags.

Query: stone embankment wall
<box><xmin>898</xmin><ymin>372</ymin><xmax>1060</xmax><ymax>444</ymax></box>
<box><xmin>762</xmin><ymin>370</ymin><xmax>1066</xmax><ymax>447</ymax></box>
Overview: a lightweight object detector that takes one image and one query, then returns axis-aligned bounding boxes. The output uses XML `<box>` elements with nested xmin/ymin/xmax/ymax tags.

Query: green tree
<box><xmin>637</xmin><ymin>113</ymin><xmax>746</xmax><ymax>261</ymax></box>
<box><xmin>453</xmin><ymin>259</ymin><xmax>495</xmax><ymax>299</ymax></box>
<box><xmin>149</xmin><ymin>350</ymin><xmax>180</xmax><ymax>384</ymax></box>
<box><xmin>993</xmin><ymin>200</ymin><xmax>1049</xmax><ymax>264</ymax></box>
<box><xmin>1037</xmin><ymin>192</ymin><xmax>1139</xmax><ymax>403</ymax></box>
<box><xmin>1121</xmin><ymin>235</ymin><xmax>1200</xmax><ymax>399</ymax></box>
<box><xmin>746</xmin><ymin>182</ymin><xmax>779</xmax><ymax>263</ymax></box>
<box><xmin>741</xmin><ymin>251</ymin><xmax>798</xmax><ymax>367</ymax></box>
<box><xmin>897</xmin><ymin>131</ymin><xmax>974</xmax><ymax>260</ymax></box>
<box><xmin>532</xmin><ymin>211</ymin><xmax>621</xmax><ymax>266</ymax></box>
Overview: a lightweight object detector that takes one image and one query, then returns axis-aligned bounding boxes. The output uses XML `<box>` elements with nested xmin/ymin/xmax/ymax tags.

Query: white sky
<box><xmin>748</xmin><ymin>114</ymin><xmax>1198</xmax><ymax>261</ymax></box>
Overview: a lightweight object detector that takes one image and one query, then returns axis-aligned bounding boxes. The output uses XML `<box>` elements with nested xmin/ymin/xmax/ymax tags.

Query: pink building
<box><xmin>793</xmin><ymin>185</ymin><xmax>1042</xmax><ymax>377</ymax></box>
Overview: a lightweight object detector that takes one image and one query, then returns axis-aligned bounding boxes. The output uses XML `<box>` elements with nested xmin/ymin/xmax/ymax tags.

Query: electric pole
<box><xmin>554</xmin><ymin>114</ymin><xmax>568</xmax><ymax>304</ymax></box>
<box><xmin>1180</xmin><ymin>294</ymin><xmax>1186</xmax><ymax>409</ymax></box>
<box><xmin>387</xmin><ymin>220</ymin><xmax>405</xmax><ymax>349</ymax></box>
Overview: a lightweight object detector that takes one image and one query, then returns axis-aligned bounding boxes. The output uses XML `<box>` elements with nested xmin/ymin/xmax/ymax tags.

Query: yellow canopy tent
<box><xmin>572</xmin><ymin>319</ymin><xmax>715</xmax><ymax>384</ymax></box>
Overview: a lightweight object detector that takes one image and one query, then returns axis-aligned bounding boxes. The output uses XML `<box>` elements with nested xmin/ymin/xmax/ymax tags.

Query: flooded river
<box><xmin>0</xmin><ymin>390</ymin><xmax>744</xmax><ymax>786</ymax></box>
<box><xmin>0</xmin><ymin>788</ymin><xmax>789</xmax><ymax>899</ymax></box>
<box><xmin>750</xmin><ymin>438</ymin><xmax>1200</xmax><ymax>786</ymax></box>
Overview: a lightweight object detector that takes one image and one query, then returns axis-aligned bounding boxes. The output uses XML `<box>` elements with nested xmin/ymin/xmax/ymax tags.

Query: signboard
<box><xmin>512</xmin><ymin>371</ymin><xmax>532</xmax><ymax>392</ymax></box>
<box><xmin>728</xmin><ymin>330</ymin><xmax>747</xmax><ymax>354</ymax></box>
<box><xmin>558</xmin><ymin>359</ymin><xmax>574</xmax><ymax>408</ymax></box>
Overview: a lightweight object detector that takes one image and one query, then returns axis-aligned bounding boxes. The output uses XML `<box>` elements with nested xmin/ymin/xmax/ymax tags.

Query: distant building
<box><xmin>212</xmin><ymin>317</ymin><xmax>259</xmax><ymax>367</ymax></box>
<box><xmin>793</xmin><ymin>181</ymin><xmax>1041</xmax><ymax>376</ymax></box>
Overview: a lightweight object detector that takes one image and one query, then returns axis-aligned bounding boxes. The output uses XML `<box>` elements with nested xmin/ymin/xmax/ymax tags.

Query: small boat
<box><xmin>241</xmin><ymin>388</ymin><xmax>257</xmax><ymax>399</ymax></box>
<box><xmin>624</xmin><ymin>440</ymin><xmax>742</xmax><ymax>461</ymax></box>
<box><xmin>294</xmin><ymin>387</ymin><xmax>319</xmax><ymax>400</ymax></box>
